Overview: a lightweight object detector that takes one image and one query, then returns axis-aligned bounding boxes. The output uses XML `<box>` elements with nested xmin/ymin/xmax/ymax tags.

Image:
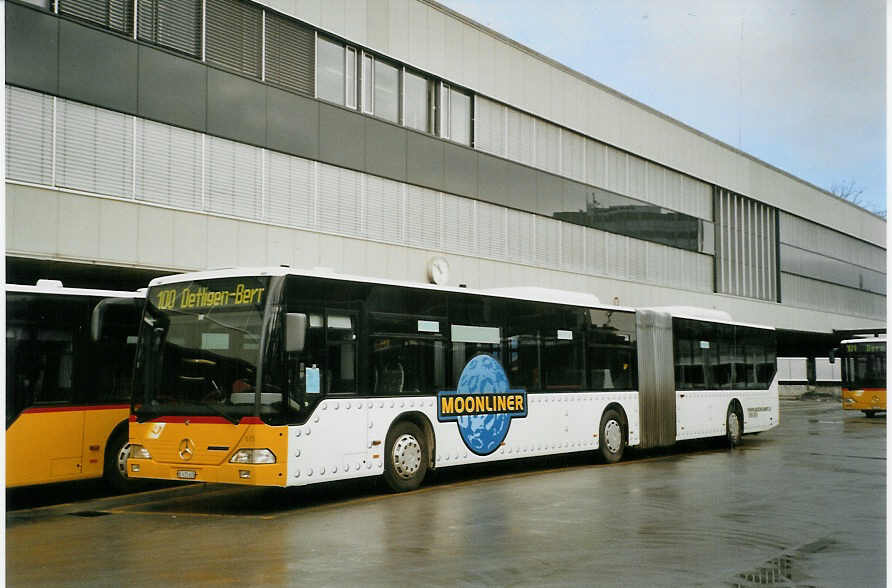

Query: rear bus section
<box><xmin>6</xmin><ymin>283</ymin><xmax>142</xmax><ymax>489</ymax></box>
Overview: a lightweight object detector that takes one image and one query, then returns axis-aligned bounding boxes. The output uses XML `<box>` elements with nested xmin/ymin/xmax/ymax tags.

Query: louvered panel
<box><xmin>366</xmin><ymin>174</ymin><xmax>403</xmax><ymax>243</ymax></box>
<box><xmin>442</xmin><ymin>194</ymin><xmax>475</xmax><ymax>255</ymax></box>
<box><xmin>645</xmin><ymin>242</ymin><xmax>664</xmax><ymax>284</ymax></box>
<box><xmin>646</xmin><ymin>162</ymin><xmax>665</xmax><ymax>209</ymax></box>
<box><xmin>474</xmin><ymin>96</ymin><xmax>505</xmax><ymax>157</ymax></box>
<box><xmin>585</xmin><ymin>138</ymin><xmax>605</xmax><ymax>188</ymax></box>
<box><xmin>664</xmin><ymin>169</ymin><xmax>682</xmax><ymax>215</ymax></box>
<box><xmin>475</xmin><ymin>201</ymin><xmax>505</xmax><ymax>259</ymax></box>
<box><xmin>535</xmin><ymin>119</ymin><xmax>560</xmax><ymax>175</ymax></box>
<box><xmin>506</xmin><ymin>108</ymin><xmax>534</xmax><ymax>166</ymax></box>
<box><xmin>206</xmin><ymin>0</ymin><xmax>262</xmax><ymax>78</ymax></box>
<box><xmin>628</xmin><ymin>154</ymin><xmax>646</xmax><ymax>200</ymax></box>
<box><xmin>628</xmin><ymin>238</ymin><xmax>647</xmax><ymax>281</ymax></box>
<box><xmin>506</xmin><ymin>208</ymin><xmax>534</xmax><ymax>264</ymax></box>
<box><xmin>6</xmin><ymin>87</ymin><xmax>54</xmax><ymax>185</ymax></box>
<box><xmin>266</xmin><ymin>151</ymin><xmax>314</xmax><ymax>228</ymax></box>
<box><xmin>405</xmin><ymin>185</ymin><xmax>440</xmax><ymax>250</ymax></box>
<box><xmin>607</xmin><ymin>233</ymin><xmax>629</xmax><ymax>279</ymax></box>
<box><xmin>534</xmin><ymin>216</ymin><xmax>560</xmax><ymax>268</ymax></box>
<box><xmin>585</xmin><ymin>227</ymin><xmax>606</xmax><ymax>276</ymax></box>
<box><xmin>135</xmin><ymin>119</ymin><xmax>202</xmax><ymax>210</ymax></box>
<box><xmin>561</xmin><ymin>130</ymin><xmax>585</xmax><ymax>182</ymax></box>
<box><xmin>56</xmin><ymin>99</ymin><xmax>132</xmax><ymax>198</ymax></box>
<box><xmin>317</xmin><ymin>163</ymin><xmax>361</xmax><ymax>236</ymax></box>
<box><xmin>265</xmin><ymin>11</ymin><xmax>315</xmax><ymax>97</ymax></box>
<box><xmin>606</xmin><ymin>146</ymin><xmax>628</xmax><ymax>195</ymax></box>
<box><xmin>59</xmin><ymin>0</ymin><xmax>132</xmax><ymax>34</ymax></box>
<box><xmin>138</xmin><ymin>0</ymin><xmax>202</xmax><ymax>58</ymax></box>
<box><xmin>206</xmin><ymin>136</ymin><xmax>262</xmax><ymax>219</ymax></box>
<box><xmin>561</xmin><ymin>222</ymin><xmax>584</xmax><ymax>273</ymax></box>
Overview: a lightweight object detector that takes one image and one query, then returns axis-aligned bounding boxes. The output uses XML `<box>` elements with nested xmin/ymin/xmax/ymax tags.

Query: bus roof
<box><xmin>7</xmin><ymin>283</ymin><xmax>145</xmax><ymax>299</ymax></box>
<box><xmin>841</xmin><ymin>335</ymin><xmax>886</xmax><ymax>345</ymax></box>
<box><xmin>642</xmin><ymin>306</ymin><xmax>774</xmax><ymax>331</ymax></box>
<box><xmin>147</xmin><ymin>266</ymin><xmax>634</xmax><ymax>312</ymax></box>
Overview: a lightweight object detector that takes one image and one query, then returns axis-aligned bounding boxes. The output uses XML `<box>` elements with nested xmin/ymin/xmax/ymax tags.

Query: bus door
<box><xmin>80</xmin><ymin>297</ymin><xmax>142</xmax><ymax>478</ymax></box>
<box><xmin>6</xmin><ymin>293</ymin><xmax>88</xmax><ymax>486</ymax></box>
<box><xmin>285</xmin><ymin>305</ymin><xmax>366</xmax><ymax>463</ymax></box>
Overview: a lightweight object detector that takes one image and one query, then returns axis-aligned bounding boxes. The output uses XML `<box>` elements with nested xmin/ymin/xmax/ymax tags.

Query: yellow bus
<box><xmin>127</xmin><ymin>267</ymin><xmax>778</xmax><ymax>492</ymax></box>
<box><xmin>839</xmin><ymin>335</ymin><xmax>886</xmax><ymax>417</ymax></box>
<box><xmin>6</xmin><ymin>281</ymin><xmax>144</xmax><ymax>490</ymax></box>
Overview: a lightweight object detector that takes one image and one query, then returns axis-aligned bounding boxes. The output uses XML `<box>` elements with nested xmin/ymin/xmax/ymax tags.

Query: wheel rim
<box><xmin>604</xmin><ymin>419</ymin><xmax>622</xmax><ymax>454</ymax></box>
<box><xmin>391</xmin><ymin>434</ymin><xmax>422</xmax><ymax>480</ymax></box>
<box><xmin>728</xmin><ymin>412</ymin><xmax>740</xmax><ymax>441</ymax></box>
<box><xmin>116</xmin><ymin>442</ymin><xmax>131</xmax><ymax>479</ymax></box>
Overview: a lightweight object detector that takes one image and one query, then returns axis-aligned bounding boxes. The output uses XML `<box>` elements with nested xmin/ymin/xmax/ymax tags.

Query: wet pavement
<box><xmin>6</xmin><ymin>399</ymin><xmax>886</xmax><ymax>587</ymax></box>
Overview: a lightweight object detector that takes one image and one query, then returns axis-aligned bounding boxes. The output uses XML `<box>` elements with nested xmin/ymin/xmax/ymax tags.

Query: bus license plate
<box><xmin>177</xmin><ymin>470</ymin><xmax>197</xmax><ymax>480</ymax></box>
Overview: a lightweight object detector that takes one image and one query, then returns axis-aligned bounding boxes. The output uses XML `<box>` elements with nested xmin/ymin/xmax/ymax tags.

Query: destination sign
<box><xmin>153</xmin><ymin>278</ymin><xmax>268</xmax><ymax>311</ymax></box>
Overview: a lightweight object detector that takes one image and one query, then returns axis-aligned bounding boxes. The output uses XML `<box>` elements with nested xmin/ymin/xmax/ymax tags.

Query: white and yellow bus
<box><xmin>839</xmin><ymin>335</ymin><xmax>886</xmax><ymax>417</ymax></box>
<box><xmin>7</xmin><ymin>281</ymin><xmax>144</xmax><ymax>490</ymax></box>
<box><xmin>127</xmin><ymin>267</ymin><xmax>778</xmax><ymax>491</ymax></box>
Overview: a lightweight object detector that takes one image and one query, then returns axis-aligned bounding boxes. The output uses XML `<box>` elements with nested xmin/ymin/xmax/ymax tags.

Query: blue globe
<box><xmin>456</xmin><ymin>354</ymin><xmax>512</xmax><ymax>455</ymax></box>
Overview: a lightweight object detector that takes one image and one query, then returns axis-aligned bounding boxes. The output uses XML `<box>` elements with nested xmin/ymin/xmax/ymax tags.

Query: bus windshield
<box><xmin>841</xmin><ymin>341</ymin><xmax>886</xmax><ymax>390</ymax></box>
<box><xmin>134</xmin><ymin>277</ymin><xmax>272</xmax><ymax>423</ymax></box>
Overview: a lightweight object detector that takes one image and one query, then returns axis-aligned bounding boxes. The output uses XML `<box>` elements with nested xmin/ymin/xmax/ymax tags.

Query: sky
<box><xmin>438</xmin><ymin>0</ymin><xmax>887</xmax><ymax>216</ymax></box>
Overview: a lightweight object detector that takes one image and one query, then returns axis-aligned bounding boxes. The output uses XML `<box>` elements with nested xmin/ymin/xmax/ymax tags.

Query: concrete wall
<box><xmin>7</xmin><ymin>182</ymin><xmax>883</xmax><ymax>333</ymax></box>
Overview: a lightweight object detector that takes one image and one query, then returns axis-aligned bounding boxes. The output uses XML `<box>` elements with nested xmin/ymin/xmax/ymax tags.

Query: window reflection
<box><xmin>553</xmin><ymin>186</ymin><xmax>701</xmax><ymax>251</ymax></box>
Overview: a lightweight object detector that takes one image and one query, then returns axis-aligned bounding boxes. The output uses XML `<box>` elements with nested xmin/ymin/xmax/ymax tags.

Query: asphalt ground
<box><xmin>5</xmin><ymin>398</ymin><xmax>886</xmax><ymax>587</ymax></box>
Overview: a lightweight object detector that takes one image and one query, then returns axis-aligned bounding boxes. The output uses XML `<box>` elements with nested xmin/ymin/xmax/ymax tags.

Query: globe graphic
<box><xmin>456</xmin><ymin>354</ymin><xmax>512</xmax><ymax>455</ymax></box>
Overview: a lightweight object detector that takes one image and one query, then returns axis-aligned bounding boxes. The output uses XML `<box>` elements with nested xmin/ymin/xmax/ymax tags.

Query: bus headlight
<box><xmin>230</xmin><ymin>449</ymin><xmax>276</xmax><ymax>464</ymax></box>
<box><xmin>129</xmin><ymin>445</ymin><xmax>152</xmax><ymax>459</ymax></box>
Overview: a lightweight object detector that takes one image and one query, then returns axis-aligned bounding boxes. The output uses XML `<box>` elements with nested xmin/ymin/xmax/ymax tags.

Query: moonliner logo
<box><xmin>437</xmin><ymin>354</ymin><xmax>527</xmax><ymax>456</ymax></box>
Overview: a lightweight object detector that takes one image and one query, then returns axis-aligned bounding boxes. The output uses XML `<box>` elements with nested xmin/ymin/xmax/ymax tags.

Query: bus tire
<box><xmin>104</xmin><ymin>428</ymin><xmax>138</xmax><ymax>493</ymax></box>
<box><xmin>383</xmin><ymin>421</ymin><xmax>428</xmax><ymax>492</ymax></box>
<box><xmin>726</xmin><ymin>402</ymin><xmax>743</xmax><ymax>447</ymax></box>
<box><xmin>863</xmin><ymin>410</ymin><xmax>877</xmax><ymax>418</ymax></box>
<box><xmin>599</xmin><ymin>408</ymin><xmax>625</xmax><ymax>464</ymax></box>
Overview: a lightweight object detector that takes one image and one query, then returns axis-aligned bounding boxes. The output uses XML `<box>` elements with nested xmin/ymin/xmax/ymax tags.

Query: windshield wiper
<box><xmin>203</xmin><ymin>380</ymin><xmax>240</xmax><ymax>425</ymax></box>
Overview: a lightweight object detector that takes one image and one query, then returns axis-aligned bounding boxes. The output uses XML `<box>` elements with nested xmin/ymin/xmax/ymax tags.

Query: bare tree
<box><xmin>829</xmin><ymin>180</ymin><xmax>885</xmax><ymax>218</ymax></box>
<box><xmin>829</xmin><ymin>179</ymin><xmax>865</xmax><ymax>206</ymax></box>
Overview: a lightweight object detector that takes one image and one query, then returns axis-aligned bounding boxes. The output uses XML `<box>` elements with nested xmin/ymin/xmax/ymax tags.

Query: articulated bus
<box><xmin>839</xmin><ymin>335</ymin><xmax>886</xmax><ymax>417</ymax></box>
<box><xmin>127</xmin><ymin>267</ymin><xmax>778</xmax><ymax>492</ymax></box>
<box><xmin>7</xmin><ymin>281</ymin><xmax>144</xmax><ymax>490</ymax></box>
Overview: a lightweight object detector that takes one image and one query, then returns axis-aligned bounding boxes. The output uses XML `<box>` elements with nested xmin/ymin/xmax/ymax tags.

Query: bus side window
<box><xmin>286</xmin><ymin>313</ymin><xmax>325</xmax><ymax>410</ymax></box>
<box><xmin>7</xmin><ymin>294</ymin><xmax>84</xmax><ymax>421</ymax></box>
<box><xmin>327</xmin><ymin>313</ymin><xmax>357</xmax><ymax>394</ymax></box>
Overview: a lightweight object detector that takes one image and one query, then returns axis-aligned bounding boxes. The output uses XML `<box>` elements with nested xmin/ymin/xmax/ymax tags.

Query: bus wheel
<box><xmin>863</xmin><ymin>411</ymin><xmax>877</xmax><ymax>418</ymax></box>
<box><xmin>599</xmin><ymin>409</ymin><xmax>625</xmax><ymax>463</ymax></box>
<box><xmin>726</xmin><ymin>403</ymin><xmax>743</xmax><ymax>447</ymax></box>
<box><xmin>104</xmin><ymin>428</ymin><xmax>138</xmax><ymax>493</ymax></box>
<box><xmin>383</xmin><ymin>421</ymin><xmax>428</xmax><ymax>492</ymax></box>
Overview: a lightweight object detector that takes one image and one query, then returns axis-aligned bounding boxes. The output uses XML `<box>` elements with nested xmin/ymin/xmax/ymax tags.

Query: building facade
<box><xmin>4</xmin><ymin>0</ymin><xmax>886</xmax><ymax>355</ymax></box>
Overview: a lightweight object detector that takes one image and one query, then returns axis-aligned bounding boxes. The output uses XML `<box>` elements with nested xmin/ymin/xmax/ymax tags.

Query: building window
<box><xmin>440</xmin><ymin>84</ymin><xmax>471</xmax><ymax>146</ymax></box>
<box><xmin>316</xmin><ymin>36</ymin><xmax>358</xmax><ymax>107</ymax></box>
<box><xmin>359</xmin><ymin>53</ymin><xmax>399</xmax><ymax>123</ymax></box>
<box><xmin>404</xmin><ymin>69</ymin><xmax>432</xmax><ymax>133</ymax></box>
<box><xmin>205</xmin><ymin>0</ymin><xmax>262</xmax><ymax>78</ymax></box>
<box><xmin>137</xmin><ymin>0</ymin><xmax>202</xmax><ymax>58</ymax></box>
<box><xmin>264</xmin><ymin>11</ymin><xmax>315</xmax><ymax>97</ymax></box>
<box><xmin>345</xmin><ymin>47</ymin><xmax>357</xmax><ymax>108</ymax></box>
<box><xmin>58</xmin><ymin>0</ymin><xmax>132</xmax><ymax>35</ymax></box>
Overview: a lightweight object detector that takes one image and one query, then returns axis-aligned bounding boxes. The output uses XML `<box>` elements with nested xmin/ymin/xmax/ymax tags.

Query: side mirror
<box><xmin>286</xmin><ymin>313</ymin><xmax>307</xmax><ymax>353</ymax></box>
